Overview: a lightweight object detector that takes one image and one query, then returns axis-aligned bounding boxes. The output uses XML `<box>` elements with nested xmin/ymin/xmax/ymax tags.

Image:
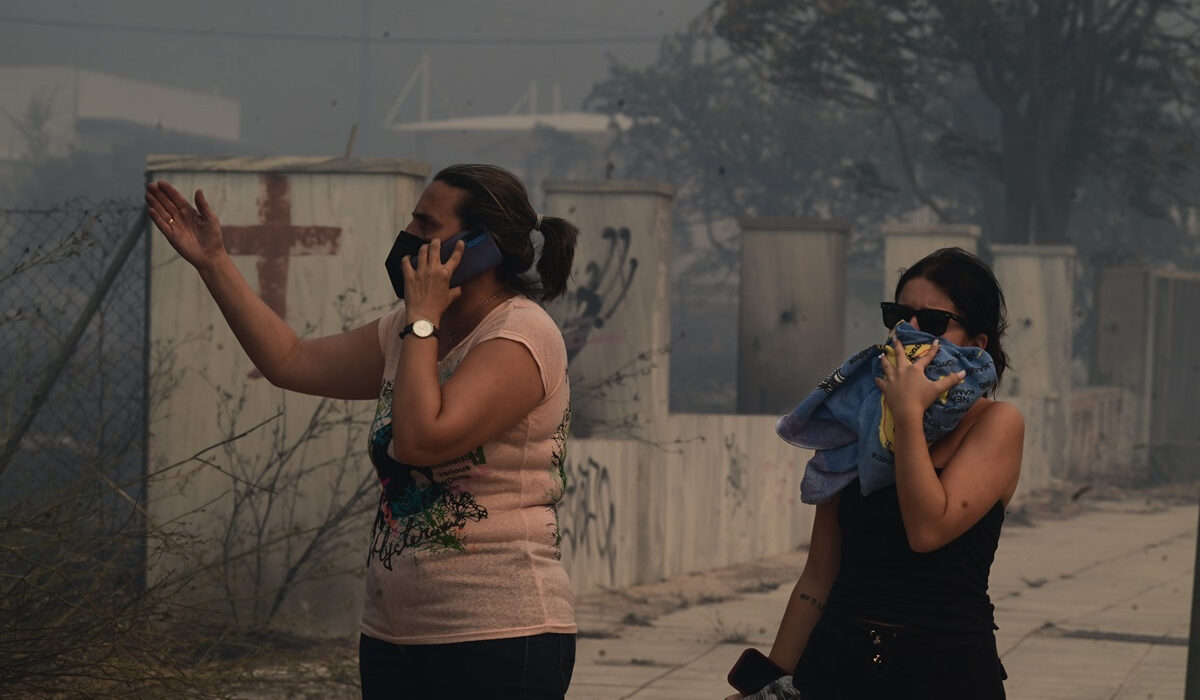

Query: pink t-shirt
<box><xmin>361</xmin><ymin>297</ymin><xmax>575</xmax><ymax>645</ymax></box>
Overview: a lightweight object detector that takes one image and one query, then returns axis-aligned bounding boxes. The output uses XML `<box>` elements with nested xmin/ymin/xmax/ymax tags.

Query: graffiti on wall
<box><xmin>559</xmin><ymin>456</ymin><xmax>617</xmax><ymax>583</ymax></box>
<box><xmin>724</xmin><ymin>433</ymin><xmax>748</xmax><ymax>514</ymax></box>
<box><xmin>560</xmin><ymin>226</ymin><xmax>639</xmax><ymax>361</ymax></box>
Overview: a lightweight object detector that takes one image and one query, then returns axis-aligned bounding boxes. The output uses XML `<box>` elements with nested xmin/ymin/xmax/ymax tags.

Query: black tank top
<box><xmin>825</xmin><ymin>478</ymin><xmax>1004</xmax><ymax>633</ymax></box>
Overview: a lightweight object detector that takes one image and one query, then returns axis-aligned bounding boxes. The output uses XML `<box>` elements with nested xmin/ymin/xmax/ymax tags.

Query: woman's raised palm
<box><xmin>145</xmin><ymin>180</ymin><xmax>226</xmax><ymax>270</ymax></box>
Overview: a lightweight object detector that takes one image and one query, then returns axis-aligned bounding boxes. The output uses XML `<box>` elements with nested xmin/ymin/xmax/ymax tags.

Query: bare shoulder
<box><xmin>974</xmin><ymin>399</ymin><xmax>1024</xmax><ymax>432</ymax></box>
<box><xmin>945</xmin><ymin>399</ymin><xmax>1024</xmax><ymax>506</ymax></box>
<box><xmin>957</xmin><ymin>399</ymin><xmax>1024</xmax><ymax>452</ymax></box>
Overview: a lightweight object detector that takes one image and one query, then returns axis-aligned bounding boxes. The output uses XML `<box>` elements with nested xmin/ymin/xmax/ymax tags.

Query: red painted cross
<box><xmin>224</xmin><ymin>173</ymin><xmax>342</xmax><ymax>378</ymax></box>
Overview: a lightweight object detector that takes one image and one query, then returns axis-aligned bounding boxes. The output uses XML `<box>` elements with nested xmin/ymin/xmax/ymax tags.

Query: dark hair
<box><xmin>433</xmin><ymin>163</ymin><xmax>578</xmax><ymax>302</ymax></box>
<box><xmin>894</xmin><ymin>247</ymin><xmax>1010</xmax><ymax>389</ymax></box>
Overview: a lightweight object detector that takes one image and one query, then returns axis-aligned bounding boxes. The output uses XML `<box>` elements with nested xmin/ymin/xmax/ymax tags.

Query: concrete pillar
<box><xmin>541</xmin><ymin>180</ymin><xmax>675</xmax><ymax>438</ymax></box>
<box><xmin>736</xmin><ymin>218</ymin><xmax>848</xmax><ymax>414</ymax></box>
<box><xmin>990</xmin><ymin>244</ymin><xmax>1076</xmax><ymax>489</ymax></box>
<box><xmin>881</xmin><ymin>223</ymin><xmax>981</xmax><ymax>298</ymax></box>
<box><xmin>145</xmin><ymin>155</ymin><xmax>430</xmax><ymax>635</ymax></box>
<box><xmin>1095</xmin><ymin>266</ymin><xmax>1200</xmax><ymax>474</ymax></box>
<box><xmin>990</xmin><ymin>244</ymin><xmax>1075</xmax><ymax>399</ymax></box>
<box><xmin>1093</xmin><ymin>266</ymin><xmax>1153</xmax><ymax>455</ymax></box>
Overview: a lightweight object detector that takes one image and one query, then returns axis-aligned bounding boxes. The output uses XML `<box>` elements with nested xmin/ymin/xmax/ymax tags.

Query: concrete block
<box><xmin>881</xmin><ymin>223</ymin><xmax>980</xmax><ymax>298</ymax></box>
<box><xmin>542</xmin><ymin>180</ymin><xmax>675</xmax><ymax>439</ymax></box>
<box><xmin>736</xmin><ymin>218</ymin><xmax>848</xmax><ymax>415</ymax></box>
<box><xmin>145</xmin><ymin>156</ymin><xmax>429</xmax><ymax>636</ymax></box>
<box><xmin>990</xmin><ymin>244</ymin><xmax>1075</xmax><ymax>400</ymax></box>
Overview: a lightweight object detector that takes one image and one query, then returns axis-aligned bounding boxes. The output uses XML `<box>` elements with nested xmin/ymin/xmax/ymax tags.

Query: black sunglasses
<box><xmin>880</xmin><ymin>302</ymin><xmax>971</xmax><ymax>336</ymax></box>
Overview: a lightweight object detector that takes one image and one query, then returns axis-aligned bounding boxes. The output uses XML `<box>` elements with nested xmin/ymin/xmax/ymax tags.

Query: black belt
<box><xmin>815</xmin><ymin>609</ymin><xmax>995</xmax><ymax>679</ymax></box>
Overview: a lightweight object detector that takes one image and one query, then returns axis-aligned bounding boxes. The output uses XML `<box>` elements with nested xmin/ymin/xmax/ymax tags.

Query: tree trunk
<box><xmin>998</xmin><ymin>112</ymin><xmax>1035</xmax><ymax>245</ymax></box>
<box><xmin>1033</xmin><ymin>160</ymin><xmax>1074</xmax><ymax>245</ymax></box>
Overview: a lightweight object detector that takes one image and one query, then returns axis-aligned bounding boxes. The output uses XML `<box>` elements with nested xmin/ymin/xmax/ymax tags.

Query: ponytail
<box><xmin>434</xmin><ymin>163</ymin><xmax>579</xmax><ymax>303</ymax></box>
<box><xmin>534</xmin><ymin>216</ymin><xmax>577</xmax><ymax>302</ymax></box>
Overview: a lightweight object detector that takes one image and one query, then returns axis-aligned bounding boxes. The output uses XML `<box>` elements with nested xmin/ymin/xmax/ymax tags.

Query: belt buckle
<box><xmin>863</xmin><ymin>628</ymin><xmax>890</xmax><ymax>679</ymax></box>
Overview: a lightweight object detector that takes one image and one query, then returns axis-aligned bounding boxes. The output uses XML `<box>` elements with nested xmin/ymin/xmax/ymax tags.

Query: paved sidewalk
<box><xmin>568</xmin><ymin>498</ymin><xmax>1198</xmax><ymax>699</ymax></box>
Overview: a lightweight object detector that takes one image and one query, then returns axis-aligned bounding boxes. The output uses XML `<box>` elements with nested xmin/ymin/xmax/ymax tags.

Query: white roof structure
<box><xmin>0</xmin><ymin>67</ymin><xmax>240</xmax><ymax>160</ymax></box>
<box><xmin>385</xmin><ymin>111</ymin><xmax>631</xmax><ymax>134</ymax></box>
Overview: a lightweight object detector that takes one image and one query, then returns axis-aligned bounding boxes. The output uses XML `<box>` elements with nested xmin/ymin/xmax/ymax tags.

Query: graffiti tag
<box><xmin>559</xmin><ymin>456</ymin><xmax>617</xmax><ymax>582</ymax></box>
<box><xmin>560</xmin><ymin>226</ymin><xmax>639</xmax><ymax>361</ymax></box>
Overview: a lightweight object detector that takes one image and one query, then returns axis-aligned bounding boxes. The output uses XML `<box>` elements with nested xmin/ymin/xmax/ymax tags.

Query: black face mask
<box><xmin>384</xmin><ymin>226</ymin><xmax>505</xmax><ymax>300</ymax></box>
<box><xmin>384</xmin><ymin>230</ymin><xmax>428</xmax><ymax>299</ymax></box>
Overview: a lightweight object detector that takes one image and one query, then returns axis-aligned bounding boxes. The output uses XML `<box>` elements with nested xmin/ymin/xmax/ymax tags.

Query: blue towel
<box><xmin>776</xmin><ymin>321</ymin><xmax>997</xmax><ymax>505</ymax></box>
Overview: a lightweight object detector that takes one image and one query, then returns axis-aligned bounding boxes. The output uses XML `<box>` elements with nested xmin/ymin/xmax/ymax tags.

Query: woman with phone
<box><xmin>727</xmin><ymin>248</ymin><xmax>1022</xmax><ymax>699</ymax></box>
<box><xmin>146</xmin><ymin>163</ymin><xmax>579</xmax><ymax>699</ymax></box>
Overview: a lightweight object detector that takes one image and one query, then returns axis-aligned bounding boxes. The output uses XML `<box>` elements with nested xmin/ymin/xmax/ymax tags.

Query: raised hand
<box><xmin>145</xmin><ymin>180</ymin><xmax>226</xmax><ymax>271</ymax></box>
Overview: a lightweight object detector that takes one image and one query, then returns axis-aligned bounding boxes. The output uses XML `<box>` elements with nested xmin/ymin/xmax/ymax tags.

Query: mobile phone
<box><xmin>727</xmin><ymin>648</ymin><xmax>787</xmax><ymax>696</ymax></box>
<box><xmin>384</xmin><ymin>226</ymin><xmax>503</xmax><ymax>299</ymax></box>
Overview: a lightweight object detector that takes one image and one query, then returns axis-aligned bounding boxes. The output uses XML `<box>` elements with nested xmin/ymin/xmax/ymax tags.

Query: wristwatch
<box><xmin>399</xmin><ymin>319</ymin><xmax>438</xmax><ymax>339</ymax></box>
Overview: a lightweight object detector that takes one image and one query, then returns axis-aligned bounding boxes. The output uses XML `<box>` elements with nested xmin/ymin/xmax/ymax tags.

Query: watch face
<box><xmin>413</xmin><ymin>319</ymin><xmax>435</xmax><ymax>338</ymax></box>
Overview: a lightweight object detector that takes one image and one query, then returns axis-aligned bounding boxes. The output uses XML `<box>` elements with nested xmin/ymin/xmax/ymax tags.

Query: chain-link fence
<box><xmin>0</xmin><ymin>197</ymin><xmax>376</xmax><ymax>695</ymax></box>
<box><xmin>0</xmin><ymin>199</ymin><xmax>173</xmax><ymax>694</ymax></box>
<box><xmin>0</xmin><ymin>198</ymin><xmax>147</xmax><ymax>513</ymax></box>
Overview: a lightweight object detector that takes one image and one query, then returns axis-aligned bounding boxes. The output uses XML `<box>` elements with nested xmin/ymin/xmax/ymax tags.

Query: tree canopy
<box><xmin>715</xmin><ymin>0</ymin><xmax>1200</xmax><ymax>246</ymax></box>
<box><xmin>587</xmin><ymin>28</ymin><xmax>959</xmax><ymax>270</ymax></box>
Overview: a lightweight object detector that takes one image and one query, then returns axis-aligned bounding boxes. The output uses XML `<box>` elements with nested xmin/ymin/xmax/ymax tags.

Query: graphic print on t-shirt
<box><xmin>544</xmin><ymin>406</ymin><xmax>571</xmax><ymax>560</ymax></box>
<box><xmin>366</xmin><ymin>379</ymin><xmax>487</xmax><ymax>569</ymax></box>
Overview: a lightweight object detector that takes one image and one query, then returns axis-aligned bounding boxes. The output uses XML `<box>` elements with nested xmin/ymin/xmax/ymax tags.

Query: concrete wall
<box><xmin>540</xmin><ymin>184</ymin><xmax>815</xmax><ymax>595</ymax></box>
<box><xmin>991</xmin><ymin>245</ymin><xmax>1075</xmax><ymax>400</ymax></box>
<box><xmin>1008</xmin><ymin>387</ymin><xmax>1140</xmax><ymax>495</ymax></box>
<box><xmin>542</xmin><ymin>180</ymin><xmax>675</xmax><ymax>438</ymax></box>
<box><xmin>1145</xmin><ymin>272</ymin><xmax>1200</xmax><ymax>477</ymax></box>
<box><xmin>993</xmin><ymin>382</ymin><xmax>1135</xmax><ymax>498</ymax></box>
<box><xmin>1065</xmin><ymin>387</ymin><xmax>1137</xmax><ymax>482</ymax></box>
<box><xmin>880</xmin><ymin>223</ymin><xmax>980</xmax><ymax>298</ymax></box>
<box><xmin>146</xmin><ymin>156</ymin><xmax>429</xmax><ymax>635</ymax></box>
<box><xmin>1094</xmin><ymin>266</ymin><xmax>1200</xmax><ymax>478</ymax></box>
<box><xmin>989</xmin><ymin>246</ymin><xmax>1076</xmax><ymax>497</ymax></box>
<box><xmin>1005</xmin><ymin>395</ymin><xmax>1059</xmax><ymax>496</ymax></box>
<box><xmin>141</xmin><ymin>156</ymin><xmax>1163</xmax><ymax>638</ymax></box>
<box><xmin>737</xmin><ymin>218</ymin><xmax>848</xmax><ymax>415</ymax></box>
<box><xmin>560</xmin><ymin>416</ymin><xmax>812</xmax><ymax>595</ymax></box>
<box><xmin>1093</xmin><ymin>267</ymin><xmax>1151</xmax><ymax>395</ymax></box>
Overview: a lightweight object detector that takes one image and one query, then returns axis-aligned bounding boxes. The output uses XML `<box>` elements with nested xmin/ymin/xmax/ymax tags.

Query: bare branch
<box><xmin>881</xmin><ymin>97</ymin><xmax>954</xmax><ymax>222</ymax></box>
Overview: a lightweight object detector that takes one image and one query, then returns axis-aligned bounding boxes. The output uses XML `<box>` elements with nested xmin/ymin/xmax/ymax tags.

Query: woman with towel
<box><xmin>729</xmin><ymin>248</ymin><xmax>1022</xmax><ymax>699</ymax></box>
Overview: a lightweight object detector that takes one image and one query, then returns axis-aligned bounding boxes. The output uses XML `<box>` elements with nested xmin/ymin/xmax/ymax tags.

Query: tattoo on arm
<box><xmin>798</xmin><ymin>593</ymin><xmax>824</xmax><ymax>611</ymax></box>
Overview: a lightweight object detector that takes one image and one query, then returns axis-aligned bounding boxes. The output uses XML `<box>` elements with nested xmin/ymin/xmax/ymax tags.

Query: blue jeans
<box><xmin>359</xmin><ymin>632</ymin><xmax>575</xmax><ymax>699</ymax></box>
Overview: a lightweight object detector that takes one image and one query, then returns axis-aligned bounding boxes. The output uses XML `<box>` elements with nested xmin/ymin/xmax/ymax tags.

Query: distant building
<box><xmin>386</xmin><ymin>111</ymin><xmax>630</xmax><ymax>137</ymax></box>
<box><xmin>382</xmin><ymin>110</ymin><xmax>631</xmax><ymax>192</ymax></box>
<box><xmin>375</xmin><ymin>56</ymin><xmax>625</xmax><ymax>181</ymax></box>
<box><xmin>0</xmin><ymin>67</ymin><xmax>240</xmax><ymax>161</ymax></box>
<box><xmin>0</xmin><ymin>67</ymin><xmax>241</xmax><ymax>202</ymax></box>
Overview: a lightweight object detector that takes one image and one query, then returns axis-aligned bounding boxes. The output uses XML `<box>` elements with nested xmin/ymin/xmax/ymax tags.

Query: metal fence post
<box><xmin>1186</xmin><ymin>486</ymin><xmax>1200</xmax><ymax>699</ymax></box>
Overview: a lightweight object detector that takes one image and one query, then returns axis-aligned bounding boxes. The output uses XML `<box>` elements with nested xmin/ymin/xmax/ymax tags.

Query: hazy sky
<box><xmin>0</xmin><ymin>0</ymin><xmax>711</xmax><ymax>156</ymax></box>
